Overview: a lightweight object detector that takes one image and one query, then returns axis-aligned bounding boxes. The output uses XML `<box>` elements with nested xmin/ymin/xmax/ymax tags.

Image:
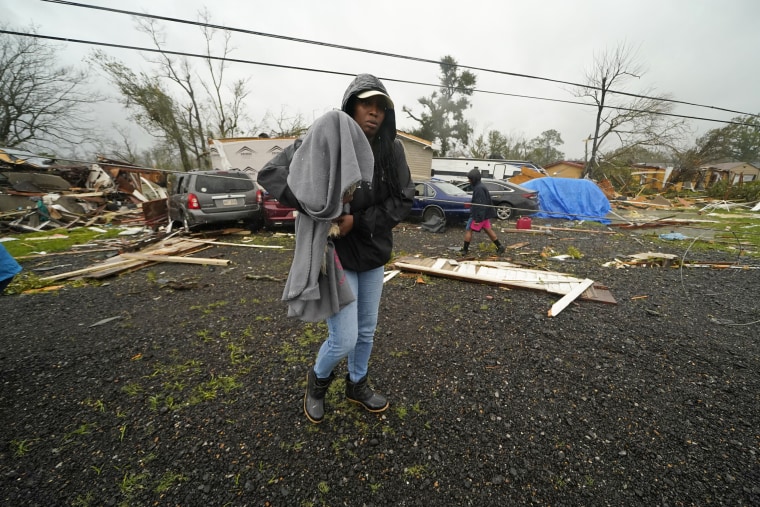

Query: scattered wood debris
<box><xmin>1</xmin><ymin>153</ymin><xmax>168</xmax><ymax>233</ymax></box>
<box><xmin>245</xmin><ymin>274</ymin><xmax>285</xmax><ymax>282</ymax></box>
<box><xmin>602</xmin><ymin>252</ymin><xmax>760</xmax><ymax>269</ymax></box>
<box><xmin>392</xmin><ymin>256</ymin><xmax>616</xmax><ymax>317</ymax></box>
<box><xmin>41</xmin><ymin>238</ymin><xmax>219</xmax><ymax>281</ymax></box>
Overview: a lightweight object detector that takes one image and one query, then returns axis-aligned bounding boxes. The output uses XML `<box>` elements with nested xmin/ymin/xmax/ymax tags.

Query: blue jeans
<box><xmin>313</xmin><ymin>266</ymin><xmax>384</xmax><ymax>382</ymax></box>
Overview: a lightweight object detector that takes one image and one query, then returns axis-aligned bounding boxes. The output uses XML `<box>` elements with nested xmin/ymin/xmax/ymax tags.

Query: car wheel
<box><xmin>422</xmin><ymin>206</ymin><xmax>445</xmax><ymax>222</ymax></box>
<box><xmin>496</xmin><ymin>203</ymin><xmax>513</xmax><ymax>220</ymax></box>
<box><xmin>246</xmin><ymin>217</ymin><xmax>264</xmax><ymax>232</ymax></box>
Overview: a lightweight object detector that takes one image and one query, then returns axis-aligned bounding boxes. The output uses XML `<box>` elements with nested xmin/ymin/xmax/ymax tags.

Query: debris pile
<box><xmin>1</xmin><ymin>148</ymin><xmax>168</xmax><ymax>233</ymax></box>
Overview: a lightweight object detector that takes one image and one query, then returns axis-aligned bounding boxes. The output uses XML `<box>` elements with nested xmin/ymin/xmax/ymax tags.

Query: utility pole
<box><xmin>583</xmin><ymin>134</ymin><xmax>592</xmax><ymax>164</ymax></box>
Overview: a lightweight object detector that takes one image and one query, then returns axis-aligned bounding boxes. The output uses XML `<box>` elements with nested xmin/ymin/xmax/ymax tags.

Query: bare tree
<box><xmin>263</xmin><ymin>107</ymin><xmax>309</xmax><ymax>138</ymax></box>
<box><xmin>100</xmin><ymin>125</ymin><xmax>141</xmax><ymax>164</ymax></box>
<box><xmin>92</xmin><ymin>12</ymin><xmax>254</xmax><ymax>171</ymax></box>
<box><xmin>576</xmin><ymin>43</ymin><xmax>687</xmax><ymax>178</ymax></box>
<box><xmin>0</xmin><ymin>26</ymin><xmax>99</xmax><ymax>152</ymax></box>
<box><xmin>198</xmin><ymin>14</ymin><xmax>252</xmax><ymax>140</ymax></box>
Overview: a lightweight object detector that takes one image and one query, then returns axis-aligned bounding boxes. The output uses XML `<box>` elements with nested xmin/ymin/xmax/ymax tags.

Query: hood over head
<box><xmin>341</xmin><ymin>74</ymin><xmax>396</xmax><ymax>142</ymax></box>
<box><xmin>467</xmin><ymin>168</ymin><xmax>482</xmax><ymax>184</ymax></box>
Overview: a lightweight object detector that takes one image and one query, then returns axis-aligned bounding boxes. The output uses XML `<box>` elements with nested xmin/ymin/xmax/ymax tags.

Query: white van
<box><xmin>430</xmin><ymin>158</ymin><xmax>544</xmax><ymax>181</ymax></box>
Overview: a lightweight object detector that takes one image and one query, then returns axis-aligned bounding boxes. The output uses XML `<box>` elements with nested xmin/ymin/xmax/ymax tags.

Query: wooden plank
<box><xmin>183</xmin><ymin>238</ymin><xmax>285</xmax><ymax>249</ymax></box>
<box><xmin>40</xmin><ymin>238</ymin><xmax>214</xmax><ymax>281</ymax></box>
<box><xmin>548</xmin><ymin>278</ymin><xmax>594</xmax><ymax>317</ymax></box>
<box><xmin>393</xmin><ymin>256</ymin><xmax>616</xmax><ymax>304</ymax></box>
<box><xmin>41</xmin><ymin>259</ymin><xmax>139</xmax><ymax>281</ymax></box>
<box><xmin>501</xmin><ymin>226</ymin><xmax>616</xmax><ymax>235</ymax></box>
<box><xmin>86</xmin><ymin>246</ymin><xmax>212</xmax><ymax>279</ymax></box>
<box><xmin>120</xmin><ymin>253</ymin><xmax>229</xmax><ymax>265</ymax></box>
<box><xmin>383</xmin><ymin>270</ymin><xmax>401</xmax><ymax>283</ymax></box>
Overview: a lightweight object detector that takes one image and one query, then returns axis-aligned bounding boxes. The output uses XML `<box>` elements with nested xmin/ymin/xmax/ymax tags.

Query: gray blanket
<box><xmin>283</xmin><ymin>110</ymin><xmax>374</xmax><ymax>321</ymax></box>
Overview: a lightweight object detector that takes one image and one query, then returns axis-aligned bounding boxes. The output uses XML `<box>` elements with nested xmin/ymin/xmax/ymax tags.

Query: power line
<box><xmin>42</xmin><ymin>0</ymin><xmax>760</xmax><ymax>120</ymax></box>
<box><xmin>1</xmin><ymin>29</ymin><xmax>753</xmax><ymax>129</ymax></box>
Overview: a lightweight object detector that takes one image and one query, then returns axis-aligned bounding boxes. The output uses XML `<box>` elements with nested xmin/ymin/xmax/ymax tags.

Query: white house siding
<box><xmin>209</xmin><ymin>138</ymin><xmax>297</xmax><ymax>178</ymax></box>
<box><xmin>210</xmin><ymin>132</ymin><xmax>433</xmax><ymax>182</ymax></box>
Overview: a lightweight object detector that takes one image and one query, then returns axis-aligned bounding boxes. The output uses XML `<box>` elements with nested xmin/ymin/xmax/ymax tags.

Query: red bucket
<box><xmin>516</xmin><ymin>217</ymin><xmax>532</xmax><ymax>230</ymax></box>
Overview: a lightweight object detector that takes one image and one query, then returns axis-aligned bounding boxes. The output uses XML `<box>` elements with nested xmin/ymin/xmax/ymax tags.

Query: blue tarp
<box><xmin>521</xmin><ymin>178</ymin><xmax>611</xmax><ymax>223</ymax></box>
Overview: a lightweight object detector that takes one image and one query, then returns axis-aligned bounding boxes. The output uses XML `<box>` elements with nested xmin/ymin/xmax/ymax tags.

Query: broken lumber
<box><xmin>392</xmin><ymin>256</ymin><xmax>616</xmax><ymax>305</ymax></box>
<box><xmin>41</xmin><ymin>259</ymin><xmax>139</xmax><ymax>281</ymax></box>
<box><xmin>548</xmin><ymin>278</ymin><xmax>594</xmax><ymax>317</ymax></box>
<box><xmin>119</xmin><ymin>253</ymin><xmax>229</xmax><ymax>265</ymax></box>
<box><xmin>184</xmin><ymin>238</ymin><xmax>285</xmax><ymax>249</ymax></box>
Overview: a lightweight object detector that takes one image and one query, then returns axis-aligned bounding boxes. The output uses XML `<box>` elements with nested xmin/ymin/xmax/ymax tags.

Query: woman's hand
<box><xmin>334</xmin><ymin>214</ymin><xmax>354</xmax><ymax>237</ymax></box>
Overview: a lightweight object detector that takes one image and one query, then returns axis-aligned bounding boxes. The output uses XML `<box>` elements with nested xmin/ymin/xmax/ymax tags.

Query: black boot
<box><xmin>304</xmin><ymin>368</ymin><xmax>334</xmax><ymax>424</ymax></box>
<box><xmin>345</xmin><ymin>375</ymin><xmax>389</xmax><ymax>413</ymax></box>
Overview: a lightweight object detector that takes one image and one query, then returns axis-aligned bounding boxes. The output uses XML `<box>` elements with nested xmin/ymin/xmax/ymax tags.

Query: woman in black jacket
<box><xmin>258</xmin><ymin>74</ymin><xmax>414</xmax><ymax>424</ymax></box>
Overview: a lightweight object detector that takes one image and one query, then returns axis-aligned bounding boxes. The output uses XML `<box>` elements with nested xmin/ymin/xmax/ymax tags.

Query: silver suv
<box><xmin>167</xmin><ymin>170</ymin><xmax>262</xmax><ymax>230</ymax></box>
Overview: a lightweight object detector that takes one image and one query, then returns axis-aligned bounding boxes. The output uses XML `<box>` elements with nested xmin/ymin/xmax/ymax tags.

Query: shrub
<box><xmin>706</xmin><ymin>180</ymin><xmax>760</xmax><ymax>202</ymax></box>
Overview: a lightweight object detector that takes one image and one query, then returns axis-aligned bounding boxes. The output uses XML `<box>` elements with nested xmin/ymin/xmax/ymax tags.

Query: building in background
<box><xmin>209</xmin><ymin>131</ymin><xmax>434</xmax><ymax>183</ymax></box>
<box><xmin>209</xmin><ymin>137</ymin><xmax>297</xmax><ymax>178</ymax></box>
<box><xmin>396</xmin><ymin>132</ymin><xmax>433</xmax><ymax>181</ymax></box>
<box><xmin>543</xmin><ymin>161</ymin><xmax>584</xmax><ymax>179</ymax></box>
<box><xmin>693</xmin><ymin>162</ymin><xmax>759</xmax><ymax>189</ymax></box>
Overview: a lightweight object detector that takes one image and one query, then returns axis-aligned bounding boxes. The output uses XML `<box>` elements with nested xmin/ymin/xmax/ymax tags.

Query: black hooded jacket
<box><xmin>467</xmin><ymin>168</ymin><xmax>497</xmax><ymax>222</ymax></box>
<box><xmin>258</xmin><ymin>74</ymin><xmax>415</xmax><ymax>272</ymax></box>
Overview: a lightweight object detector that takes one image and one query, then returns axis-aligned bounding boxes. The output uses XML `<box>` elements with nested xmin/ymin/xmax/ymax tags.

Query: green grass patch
<box><xmin>155</xmin><ymin>471</ymin><xmax>187</xmax><ymax>493</ymax></box>
<box><xmin>3</xmin><ymin>227</ymin><xmax>123</xmax><ymax>258</ymax></box>
<box><xmin>10</xmin><ymin>438</ymin><xmax>34</xmax><ymax>457</ymax></box>
<box><xmin>646</xmin><ymin>211</ymin><xmax>760</xmax><ymax>257</ymax></box>
<box><xmin>566</xmin><ymin>246</ymin><xmax>583</xmax><ymax>259</ymax></box>
<box><xmin>403</xmin><ymin>464</ymin><xmax>428</xmax><ymax>480</ymax></box>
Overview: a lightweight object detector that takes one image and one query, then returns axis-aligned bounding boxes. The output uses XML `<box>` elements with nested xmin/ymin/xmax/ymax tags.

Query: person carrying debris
<box><xmin>258</xmin><ymin>73</ymin><xmax>415</xmax><ymax>424</ymax></box>
<box><xmin>460</xmin><ymin>168</ymin><xmax>505</xmax><ymax>256</ymax></box>
<box><xmin>0</xmin><ymin>243</ymin><xmax>22</xmax><ymax>294</ymax></box>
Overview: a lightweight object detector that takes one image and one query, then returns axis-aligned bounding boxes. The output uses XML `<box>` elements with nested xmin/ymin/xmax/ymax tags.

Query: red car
<box><xmin>255</xmin><ymin>189</ymin><xmax>297</xmax><ymax>229</ymax></box>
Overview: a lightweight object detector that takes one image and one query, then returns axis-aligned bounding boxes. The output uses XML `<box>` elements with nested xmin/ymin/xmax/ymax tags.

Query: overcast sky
<box><xmin>5</xmin><ymin>0</ymin><xmax>760</xmax><ymax>160</ymax></box>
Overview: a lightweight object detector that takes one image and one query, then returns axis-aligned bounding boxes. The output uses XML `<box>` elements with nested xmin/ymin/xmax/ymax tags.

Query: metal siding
<box><xmin>399</xmin><ymin>139</ymin><xmax>433</xmax><ymax>181</ymax></box>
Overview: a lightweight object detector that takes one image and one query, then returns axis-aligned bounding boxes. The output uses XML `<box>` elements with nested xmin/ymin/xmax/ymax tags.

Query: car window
<box><xmin>174</xmin><ymin>175</ymin><xmax>187</xmax><ymax>194</ymax></box>
<box><xmin>433</xmin><ymin>181</ymin><xmax>469</xmax><ymax>196</ymax></box>
<box><xmin>485</xmin><ymin>182</ymin><xmax>513</xmax><ymax>192</ymax></box>
<box><xmin>195</xmin><ymin>173</ymin><xmax>254</xmax><ymax>193</ymax></box>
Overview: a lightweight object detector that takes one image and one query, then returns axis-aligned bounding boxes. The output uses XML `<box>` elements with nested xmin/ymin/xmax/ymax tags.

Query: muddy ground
<box><xmin>1</xmin><ymin>217</ymin><xmax>759</xmax><ymax>506</ymax></box>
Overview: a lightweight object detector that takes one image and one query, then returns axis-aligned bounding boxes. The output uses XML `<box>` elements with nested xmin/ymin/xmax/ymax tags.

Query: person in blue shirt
<box><xmin>0</xmin><ymin>243</ymin><xmax>22</xmax><ymax>294</ymax></box>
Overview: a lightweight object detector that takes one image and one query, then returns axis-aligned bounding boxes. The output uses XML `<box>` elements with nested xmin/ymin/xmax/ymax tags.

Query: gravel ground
<box><xmin>1</xmin><ymin>217</ymin><xmax>759</xmax><ymax>506</ymax></box>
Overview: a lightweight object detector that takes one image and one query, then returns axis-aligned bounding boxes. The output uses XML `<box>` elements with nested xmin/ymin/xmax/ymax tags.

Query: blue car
<box><xmin>410</xmin><ymin>179</ymin><xmax>472</xmax><ymax>223</ymax></box>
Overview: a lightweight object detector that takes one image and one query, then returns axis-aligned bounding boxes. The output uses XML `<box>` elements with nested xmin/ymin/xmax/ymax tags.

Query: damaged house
<box><xmin>0</xmin><ymin>148</ymin><xmax>168</xmax><ymax>232</ymax></box>
<box><xmin>692</xmin><ymin>162</ymin><xmax>759</xmax><ymax>189</ymax></box>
